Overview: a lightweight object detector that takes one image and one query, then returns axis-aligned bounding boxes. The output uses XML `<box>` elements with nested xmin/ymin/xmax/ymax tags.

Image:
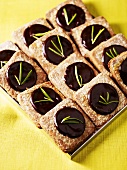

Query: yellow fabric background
<box><xmin>0</xmin><ymin>0</ymin><xmax>127</xmax><ymax>170</ymax></box>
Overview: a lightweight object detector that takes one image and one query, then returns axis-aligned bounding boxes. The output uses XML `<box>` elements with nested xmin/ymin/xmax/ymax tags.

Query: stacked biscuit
<box><xmin>0</xmin><ymin>0</ymin><xmax>127</xmax><ymax>153</ymax></box>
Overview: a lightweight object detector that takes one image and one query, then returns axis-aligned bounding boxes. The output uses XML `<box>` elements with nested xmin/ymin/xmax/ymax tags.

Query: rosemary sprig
<box><xmin>34</xmin><ymin>87</ymin><xmax>54</xmax><ymax>103</ymax></box>
<box><xmin>106</xmin><ymin>47</ymin><xmax>118</xmax><ymax>59</ymax></box>
<box><xmin>32</xmin><ymin>31</ymin><xmax>50</xmax><ymax>40</ymax></box>
<box><xmin>14</xmin><ymin>61</ymin><xmax>32</xmax><ymax>85</ymax></box>
<box><xmin>99</xmin><ymin>92</ymin><xmax>119</xmax><ymax>105</ymax></box>
<box><xmin>61</xmin><ymin>116</ymin><xmax>83</xmax><ymax>124</ymax></box>
<box><xmin>91</xmin><ymin>26</ymin><xmax>105</xmax><ymax>44</ymax></box>
<box><xmin>63</xmin><ymin>8</ymin><xmax>77</xmax><ymax>25</ymax></box>
<box><xmin>48</xmin><ymin>35</ymin><xmax>64</xmax><ymax>57</ymax></box>
<box><xmin>75</xmin><ymin>66</ymin><xmax>84</xmax><ymax>87</ymax></box>
<box><xmin>0</xmin><ymin>61</ymin><xmax>7</xmax><ymax>68</ymax></box>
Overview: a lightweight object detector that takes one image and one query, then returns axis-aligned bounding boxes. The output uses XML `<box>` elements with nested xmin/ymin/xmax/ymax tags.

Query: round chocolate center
<box><xmin>119</xmin><ymin>58</ymin><xmax>127</xmax><ymax>85</ymax></box>
<box><xmin>24</xmin><ymin>24</ymin><xmax>51</xmax><ymax>46</ymax></box>
<box><xmin>0</xmin><ymin>50</ymin><xmax>16</xmax><ymax>69</ymax></box>
<box><xmin>31</xmin><ymin>87</ymin><xmax>62</xmax><ymax>115</ymax></box>
<box><xmin>56</xmin><ymin>4</ymin><xmax>85</xmax><ymax>32</ymax></box>
<box><xmin>89</xmin><ymin>83</ymin><xmax>119</xmax><ymax>115</ymax></box>
<box><xmin>64</xmin><ymin>62</ymin><xmax>95</xmax><ymax>91</ymax></box>
<box><xmin>43</xmin><ymin>35</ymin><xmax>73</xmax><ymax>65</ymax></box>
<box><xmin>103</xmin><ymin>45</ymin><xmax>127</xmax><ymax>70</ymax></box>
<box><xmin>7</xmin><ymin>61</ymin><xmax>37</xmax><ymax>91</ymax></box>
<box><xmin>55</xmin><ymin>107</ymin><xmax>85</xmax><ymax>138</ymax></box>
<box><xmin>81</xmin><ymin>24</ymin><xmax>111</xmax><ymax>51</ymax></box>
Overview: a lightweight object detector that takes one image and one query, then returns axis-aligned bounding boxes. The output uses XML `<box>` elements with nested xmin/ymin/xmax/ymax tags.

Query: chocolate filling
<box><xmin>103</xmin><ymin>45</ymin><xmax>127</xmax><ymax>70</ymax></box>
<box><xmin>119</xmin><ymin>58</ymin><xmax>127</xmax><ymax>85</ymax></box>
<box><xmin>24</xmin><ymin>24</ymin><xmax>51</xmax><ymax>46</ymax></box>
<box><xmin>56</xmin><ymin>4</ymin><xmax>85</xmax><ymax>32</ymax></box>
<box><xmin>81</xmin><ymin>24</ymin><xmax>111</xmax><ymax>51</ymax></box>
<box><xmin>0</xmin><ymin>50</ymin><xmax>16</xmax><ymax>69</ymax></box>
<box><xmin>7</xmin><ymin>61</ymin><xmax>37</xmax><ymax>91</ymax></box>
<box><xmin>65</xmin><ymin>62</ymin><xmax>95</xmax><ymax>91</ymax></box>
<box><xmin>43</xmin><ymin>35</ymin><xmax>73</xmax><ymax>65</ymax></box>
<box><xmin>55</xmin><ymin>107</ymin><xmax>85</xmax><ymax>138</ymax></box>
<box><xmin>31</xmin><ymin>87</ymin><xmax>62</xmax><ymax>114</ymax></box>
<box><xmin>88</xmin><ymin>83</ymin><xmax>119</xmax><ymax>115</ymax></box>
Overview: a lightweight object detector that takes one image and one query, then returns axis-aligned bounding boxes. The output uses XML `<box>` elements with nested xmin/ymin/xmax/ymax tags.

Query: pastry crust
<box><xmin>71</xmin><ymin>16</ymin><xmax>115</xmax><ymax>56</ymax></box>
<box><xmin>12</xmin><ymin>18</ymin><xmax>52</xmax><ymax>57</ymax></box>
<box><xmin>89</xmin><ymin>33</ymin><xmax>127</xmax><ymax>75</ymax></box>
<box><xmin>0</xmin><ymin>40</ymin><xmax>19</xmax><ymax>51</ymax></box>
<box><xmin>108</xmin><ymin>51</ymin><xmax>127</xmax><ymax>95</ymax></box>
<box><xmin>74</xmin><ymin>73</ymin><xmax>127</xmax><ymax>128</ymax></box>
<box><xmin>29</xmin><ymin>28</ymin><xmax>78</xmax><ymax>74</ymax></box>
<box><xmin>40</xmin><ymin>98</ymin><xmax>95</xmax><ymax>153</ymax></box>
<box><xmin>48</xmin><ymin>52</ymin><xmax>98</xmax><ymax>99</ymax></box>
<box><xmin>17</xmin><ymin>81</ymin><xmax>65</xmax><ymax>128</ymax></box>
<box><xmin>0</xmin><ymin>50</ymin><xmax>47</xmax><ymax>100</ymax></box>
<box><xmin>46</xmin><ymin>0</ymin><xmax>93</xmax><ymax>34</ymax></box>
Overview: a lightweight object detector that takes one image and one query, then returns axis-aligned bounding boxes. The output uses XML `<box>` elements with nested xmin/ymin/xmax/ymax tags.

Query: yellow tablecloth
<box><xmin>0</xmin><ymin>0</ymin><xmax>127</xmax><ymax>170</ymax></box>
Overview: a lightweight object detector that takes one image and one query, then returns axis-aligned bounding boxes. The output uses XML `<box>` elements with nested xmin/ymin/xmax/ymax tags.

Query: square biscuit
<box><xmin>12</xmin><ymin>18</ymin><xmax>52</xmax><ymax>57</ymax></box>
<box><xmin>89</xmin><ymin>33</ymin><xmax>127</xmax><ymax>75</ymax></box>
<box><xmin>17</xmin><ymin>81</ymin><xmax>65</xmax><ymax>128</ymax></box>
<box><xmin>74</xmin><ymin>73</ymin><xmax>127</xmax><ymax>128</ymax></box>
<box><xmin>108</xmin><ymin>51</ymin><xmax>127</xmax><ymax>95</ymax></box>
<box><xmin>0</xmin><ymin>50</ymin><xmax>47</xmax><ymax>100</ymax></box>
<box><xmin>48</xmin><ymin>52</ymin><xmax>98</xmax><ymax>99</ymax></box>
<box><xmin>71</xmin><ymin>16</ymin><xmax>115</xmax><ymax>56</ymax></box>
<box><xmin>40</xmin><ymin>98</ymin><xmax>95</xmax><ymax>153</ymax></box>
<box><xmin>0</xmin><ymin>41</ymin><xmax>19</xmax><ymax>69</ymax></box>
<box><xmin>29</xmin><ymin>28</ymin><xmax>78</xmax><ymax>74</ymax></box>
<box><xmin>46</xmin><ymin>0</ymin><xmax>93</xmax><ymax>34</ymax></box>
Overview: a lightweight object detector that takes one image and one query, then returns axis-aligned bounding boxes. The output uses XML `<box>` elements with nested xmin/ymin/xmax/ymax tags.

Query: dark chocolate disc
<box><xmin>43</xmin><ymin>35</ymin><xmax>73</xmax><ymax>65</ymax></box>
<box><xmin>31</xmin><ymin>87</ymin><xmax>62</xmax><ymax>115</ymax></box>
<box><xmin>64</xmin><ymin>62</ymin><xmax>95</xmax><ymax>91</ymax></box>
<box><xmin>0</xmin><ymin>50</ymin><xmax>16</xmax><ymax>69</ymax></box>
<box><xmin>119</xmin><ymin>58</ymin><xmax>127</xmax><ymax>85</ymax></box>
<box><xmin>54</xmin><ymin>107</ymin><xmax>85</xmax><ymax>138</ymax></box>
<box><xmin>88</xmin><ymin>83</ymin><xmax>119</xmax><ymax>115</ymax></box>
<box><xmin>103</xmin><ymin>45</ymin><xmax>127</xmax><ymax>70</ymax></box>
<box><xmin>81</xmin><ymin>24</ymin><xmax>111</xmax><ymax>51</ymax></box>
<box><xmin>7</xmin><ymin>61</ymin><xmax>37</xmax><ymax>91</ymax></box>
<box><xmin>24</xmin><ymin>24</ymin><xmax>51</xmax><ymax>46</ymax></box>
<box><xmin>56</xmin><ymin>4</ymin><xmax>85</xmax><ymax>32</ymax></box>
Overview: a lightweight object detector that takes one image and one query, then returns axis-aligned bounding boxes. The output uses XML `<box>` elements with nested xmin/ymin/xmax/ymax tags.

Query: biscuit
<box><xmin>49</xmin><ymin>52</ymin><xmax>98</xmax><ymax>99</ymax></box>
<box><xmin>12</xmin><ymin>18</ymin><xmax>52</xmax><ymax>57</ymax></box>
<box><xmin>40</xmin><ymin>98</ymin><xmax>95</xmax><ymax>153</ymax></box>
<box><xmin>46</xmin><ymin>0</ymin><xmax>93</xmax><ymax>34</ymax></box>
<box><xmin>71</xmin><ymin>16</ymin><xmax>115</xmax><ymax>56</ymax></box>
<box><xmin>17</xmin><ymin>81</ymin><xmax>65</xmax><ymax>128</ymax></box>
<box><xmin>108</xmin><ymin>51</ymin><xmax>127</xmax><ymax>95</ymax></box>
<box><xmin>0</xmin><ymin>50</ymin><xmax>47</xmax><ymax>99</ymax></box>
<box><xmin>29</xmin><ymin>28</ymin><xmax>78</xmax><ymax>74</ymax></box>
<box><xmin>0</xmin><ymin>41</ymin><xmax>19</xmax><ymax>69</ymax></box>
<box><xmin>89</xmin><ymin>33</ymin><xmax>127</xmax><ymax>75</ymax></box>
<box><xmin>74</xmin><ymin>73</ymin><xmax>127</xmax><ymax>128</ymax></box>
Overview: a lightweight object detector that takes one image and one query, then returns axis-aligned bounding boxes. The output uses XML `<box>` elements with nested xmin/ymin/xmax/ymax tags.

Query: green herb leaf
<box><xmin>14</xmin><ymin>62</ymin><xmax>33</xmax><ymax>86</ymax></box>
<box><xmin>34</xmin><ymin>87</ymin><xmax>54</xmax><ymax>103</ymax></box>
<box><xmin>48</xmin><ymin>35</ymin><xmax>64</xmax><ymax>57</ymax></box>
<box><xmin>99</xmin><ymin>92</ymin><xmax>119</xmax><ymax>105</ymax></box>
<box><xmin>0</xmin><ymin>61</ymin><xmax>7</xmax><ymax>68</ymax></box>
<box><xmin>75</xmin><ymin>66</ymin><xmax>84</xmax><ymax>88</ymax></box>
<box><xmin>32</xmin><ymin>31</ymin><xmax>50</xmax><ymax>39</ymax></box>
<box><xmin>21</xmin><ymin>70</ymin><xmax>32</xmax><ymax>85</ymax></box>
<box><xmin>61</xmin><ymin>116</ymin><xmax>83</xmax><ymax>124</ymax></box>
<box><xmin>106</xmin><ymin>47</ymin><xmax>118</xmax><ymax>59</ymax></box>
<box><xmin>91</xmin><ymin>26</ymin><xmax>105</xmax><ymax>44</ymax></box>
<box><xmin>63</xmin><ymin>8</ymin><xmax>77</xmax><ymax>25</ymax></box>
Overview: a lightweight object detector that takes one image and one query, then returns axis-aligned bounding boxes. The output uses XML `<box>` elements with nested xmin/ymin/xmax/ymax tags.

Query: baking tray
<box><xmin>1</xmin><ymin>86</ymin><xmax>127</xmax><ymax>159</ymax></box>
